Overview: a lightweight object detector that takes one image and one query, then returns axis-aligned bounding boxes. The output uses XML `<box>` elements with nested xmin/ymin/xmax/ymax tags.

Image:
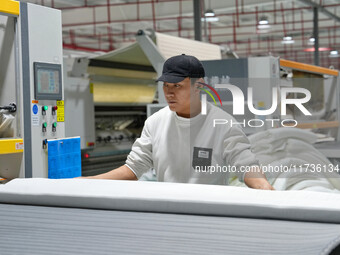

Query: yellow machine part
<box><xmin>93</xmin><ymin>82</ymin><xmax>156</xmax><ymax>104</ymax></box>
<box><xmin>88</xmin><ymin>66</ymin><xmax>156</xmax><ymax>80</ymax></box>
<box><xmin>0</xmin><ymin>0</ymin><xmax>20</xmax><ymax>16</ymax></box>
<box><xmin>0</xmin><ymin>138</ymin><xmax>23</xmax><ymax>154</ymax></box>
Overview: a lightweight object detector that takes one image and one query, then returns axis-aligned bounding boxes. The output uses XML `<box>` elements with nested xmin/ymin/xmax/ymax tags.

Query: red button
<box><xmin>53</xmin><ymin>106</ymin><xmax>58</xmax><ymax>111</ymax></box>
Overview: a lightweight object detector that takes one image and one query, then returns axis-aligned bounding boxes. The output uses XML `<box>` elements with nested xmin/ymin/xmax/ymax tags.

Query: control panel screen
<box><xmin>34</xmin><ymin>62</ymin><xmax>62</xmax><ymax>100</ymax></box>
<box><xmin>37</xmin><ymin>69</ymin><xmax>60</xmax><ymax>94</ymax></box>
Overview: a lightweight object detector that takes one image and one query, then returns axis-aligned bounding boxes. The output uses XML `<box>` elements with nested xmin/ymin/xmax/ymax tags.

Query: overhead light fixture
<box><xmin>257</xmin><ymin>16</ymin><xmax>271</xmax><ymax>31</ymax></box>
<box><xmin>258</xmin><ymin>16</ymin><xmax>269</xmax><ymax>25</ymax></box>
<box><xmin>256</xmin><ymin>16</ymin><xmax>270</xmax><ymax>33</ymax></box>
<box><xmin>202</xmin><ymin>8</ymin><xmax>219</xmax><ymax>22</ymax></box>
<box><xmin>281</xmin><ymin>36</ymin><xmax>295</xmax><ymax>44</ymax></box>
<box><xmin>257</xmin><ymin>24</ymin><xmax>270</xmax><ymax>29</ymax></box>
<box><xmin>329</xmin><ymin>50</ymin><xmax>339</xmax><ymax>58</ymax></box>
<box><xmin>203</xmin><ymin>0</ymin><xmax>219</xmax><ymax>22</ymax></box>
<box><xmin>201</xmin><ymin>16</ymin><xmax>219</xmax><ymax>22</ymax></box>
<box><xmin>308</xmin><ymin>36</ymin><xmax>315</xmax><ymax>45</ymax></box>
<box><xmin>204</xmin><ymin>9</ymin><xmax>215</xmax><ymax>17</ymax></box>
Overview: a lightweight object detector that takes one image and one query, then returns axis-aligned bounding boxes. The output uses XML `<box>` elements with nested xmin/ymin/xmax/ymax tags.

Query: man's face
<box><xmin>163</xmin><ymin>77</ymin><xmax>200</xmax><ymax>118</ymax></box>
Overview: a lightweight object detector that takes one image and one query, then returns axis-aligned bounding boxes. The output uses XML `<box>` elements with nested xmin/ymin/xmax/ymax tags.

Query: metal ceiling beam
<box><xmin>298</xmin><ymin>0</ymin><xmax>340</xmax><ymax>23</ymax></box>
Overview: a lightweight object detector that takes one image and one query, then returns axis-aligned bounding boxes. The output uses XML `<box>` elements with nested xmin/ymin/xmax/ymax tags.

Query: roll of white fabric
<box><xmin>1</xmin><ymin>178</ymin><xmax>340</xmax><ymax>223</ymax></box>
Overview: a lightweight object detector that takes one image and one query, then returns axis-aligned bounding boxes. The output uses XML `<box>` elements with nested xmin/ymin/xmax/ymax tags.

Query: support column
<box><xmin>313</xmin><ymin>7</ymin><xmax>319</xmax><ymax>66</ymax></box>
<box><xmin>193</xmin><ymin>0</ymin><xmax>201</xmax><ymax>41</ymax></box>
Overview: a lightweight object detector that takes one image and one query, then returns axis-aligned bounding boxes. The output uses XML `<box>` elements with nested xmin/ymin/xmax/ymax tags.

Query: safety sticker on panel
<box><xmin>56</xmin><ymin>100</ymin><xmax>64</xmax><ymax>122</ymax></box>
<box><xmin>32</xmin><ymin>104</ymin><xmax>39</xmax><ymax>126</ymax></box>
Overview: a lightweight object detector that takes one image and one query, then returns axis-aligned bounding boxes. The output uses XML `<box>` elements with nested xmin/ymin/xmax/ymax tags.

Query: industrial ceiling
<box><xmin>21</xmin><ymin>0</ymin><xmax>340</xmax><ymax>69</ymax></box>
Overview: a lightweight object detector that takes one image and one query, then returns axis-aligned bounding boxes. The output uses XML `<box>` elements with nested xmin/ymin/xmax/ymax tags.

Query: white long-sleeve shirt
<box><xmin>126</xmin><ymin>103</ymin><xmax>259</xmax><ymax>185</ymax></box>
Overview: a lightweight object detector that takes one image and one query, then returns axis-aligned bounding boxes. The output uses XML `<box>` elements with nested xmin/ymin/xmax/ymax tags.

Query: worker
<box><xmin>82</xmin><ymin>54</ymin><xmax>274</xmax><ymax>190</ymax></box>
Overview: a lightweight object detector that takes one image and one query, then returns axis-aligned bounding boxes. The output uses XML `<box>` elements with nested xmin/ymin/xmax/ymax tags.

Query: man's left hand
<box><xmin>244</xmin><ymin>167</ymin><xmax>275</xmax><ymax>190</ymax></box>
<box><xmin>244</xmin><ymin>176</ymin><xmax>274</xmax><ymax>190</ymax></box>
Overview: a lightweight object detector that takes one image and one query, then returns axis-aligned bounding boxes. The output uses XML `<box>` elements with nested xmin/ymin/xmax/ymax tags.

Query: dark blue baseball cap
<box><xmin>156</xmin><ymin>54</ymin><xmax>205</xmax><ymax>83</ymax></box>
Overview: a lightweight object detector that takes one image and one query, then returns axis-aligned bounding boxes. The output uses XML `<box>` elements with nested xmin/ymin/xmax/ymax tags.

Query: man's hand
<box><xmin>244</xmin><ymin>176</ymin><xmax>274</xmax><ymax>190</ymax></box>
<box><xmin>244</xmin><ymin>166</ymin><xmax>275</xmax><ymax>190</ymax></box>
<box><xmin>75</xmin><ymin>165</ymin><xmax>137</xmax><ymax>180</ymax></box>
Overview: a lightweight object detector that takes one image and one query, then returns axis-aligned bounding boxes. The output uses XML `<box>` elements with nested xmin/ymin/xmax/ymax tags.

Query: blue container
<box><xmin>48</xmin><ymin>137</ymin><xmax>81</xmax><ymax>179</ymax></box>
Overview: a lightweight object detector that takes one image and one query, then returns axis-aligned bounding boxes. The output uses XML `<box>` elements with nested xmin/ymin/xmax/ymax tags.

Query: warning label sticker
<box><xmin>57</xmin><ymin>100</ymin><xmax>65</xmax><ymax>122</ymax></box>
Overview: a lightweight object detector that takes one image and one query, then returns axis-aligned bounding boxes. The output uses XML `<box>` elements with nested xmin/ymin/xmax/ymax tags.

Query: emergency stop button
<box><xmin>52</xmin><ymin>106</ymin><xmax>58</xmax><ymax>115</ymax></box>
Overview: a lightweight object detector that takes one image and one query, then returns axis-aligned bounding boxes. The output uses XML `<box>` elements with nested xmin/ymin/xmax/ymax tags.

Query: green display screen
<box><xmin>34</xmin><ymin>62</ymin><xmax>62</xmax><ymax>100</ymax></box>
<box><xmin>36</xmin><ymin>69</ymin><xmax>60</xmax><ymax>94</ymax></box>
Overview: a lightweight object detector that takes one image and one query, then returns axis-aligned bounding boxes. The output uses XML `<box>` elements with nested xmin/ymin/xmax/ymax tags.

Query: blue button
<box><xmin>32</xmin><ymin>104</ymin><xmax>38</xmax><ymax>115</ymax></box>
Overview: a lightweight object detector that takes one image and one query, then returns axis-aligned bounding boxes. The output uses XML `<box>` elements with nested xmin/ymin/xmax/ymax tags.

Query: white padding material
<box><xmin>155</xmin><ymin>32</ymin><xmax>222</xmax><ymax>60</ymax></box>
<box><xmin>1</xmin><ymin>178</ymin><xmax>340</xmax><ymax>223</ymax></box>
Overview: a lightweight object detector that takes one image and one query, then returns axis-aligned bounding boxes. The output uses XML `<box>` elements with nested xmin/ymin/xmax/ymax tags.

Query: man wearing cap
<box><xmin>83</xmin><ymin>54</ymin><xmax>274</xmax><ymax>190</ymax></box>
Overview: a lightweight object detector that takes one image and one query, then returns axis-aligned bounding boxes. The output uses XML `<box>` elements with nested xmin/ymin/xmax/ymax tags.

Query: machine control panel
<box><xmin>32</xmin><ymin>63</ymin><xmax>63</xmax><ymax>137</ymax></box>
<box><xmin>34</xmin><ymin>62</ymin><xmax>62</xmax><ymax>100</ymax></box>
<box><xmin>33</xmin><ymin>101</ymin><xmax>60</xmax><ymax>135</ymax></box>
<box><xmin>12</xmin><ymin>4</ymin><xmax>66</xmax><ymax>179</ymax></box>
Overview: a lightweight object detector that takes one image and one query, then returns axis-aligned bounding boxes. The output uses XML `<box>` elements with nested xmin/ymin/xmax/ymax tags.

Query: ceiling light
<box><xmin>308</xmin><ymin>36</ymin><xmax>315</xmax><ymax>45</ymax></box>
<box><xmin>257</xmin><ymin>24</ymin><xmax>271</xmax><ymax>30</ymax></box>
<box><xmin>201</xmin><ymin>16</ymin><xmax>219</xmax><ymax>22</ymax></box>
<box><xmin>259</xmin><ymin>20</ymin><xmax>269</xmax><ymax>25</ymax></box>
<box><xmin>205</xmin><ymin>9</ymin><xmax>215</xmax><ymax>17</ymax></box>
<box><xmin>202</xmin><ymin>8</ymin><xmax>219</xmax><ymax>23</ymax></box>
<box><xmin>329</xmin><ymin>50</ymin><xmax>339</xmax><ymax>58</ymax></box>
<box><xmin>257</xmin><ymin>16</ymin><xmax>270</xmax><ymax>31</ymax></box>
<box><xmin>281</xmin><ymin>36</ymin><xmax>295</xmax><ymax>44</ymax></box>
<box><xmin>258</xmin><ymin>16</ymin><xmax>269</xmax><ymax>25</ymax></box>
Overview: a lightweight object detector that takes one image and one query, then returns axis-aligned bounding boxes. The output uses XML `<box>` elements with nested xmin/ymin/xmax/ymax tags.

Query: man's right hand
<box><xmin>76</xmin><ymin>165</ymin><xmax>137</xmax><ymax>180</ymax></box>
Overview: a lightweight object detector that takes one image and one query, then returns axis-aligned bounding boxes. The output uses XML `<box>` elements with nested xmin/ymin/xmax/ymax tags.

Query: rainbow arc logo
<box><xmin>197</xmin><ymin>82</ymin><xmax>222</xmax><ymax>106</ymax></box>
